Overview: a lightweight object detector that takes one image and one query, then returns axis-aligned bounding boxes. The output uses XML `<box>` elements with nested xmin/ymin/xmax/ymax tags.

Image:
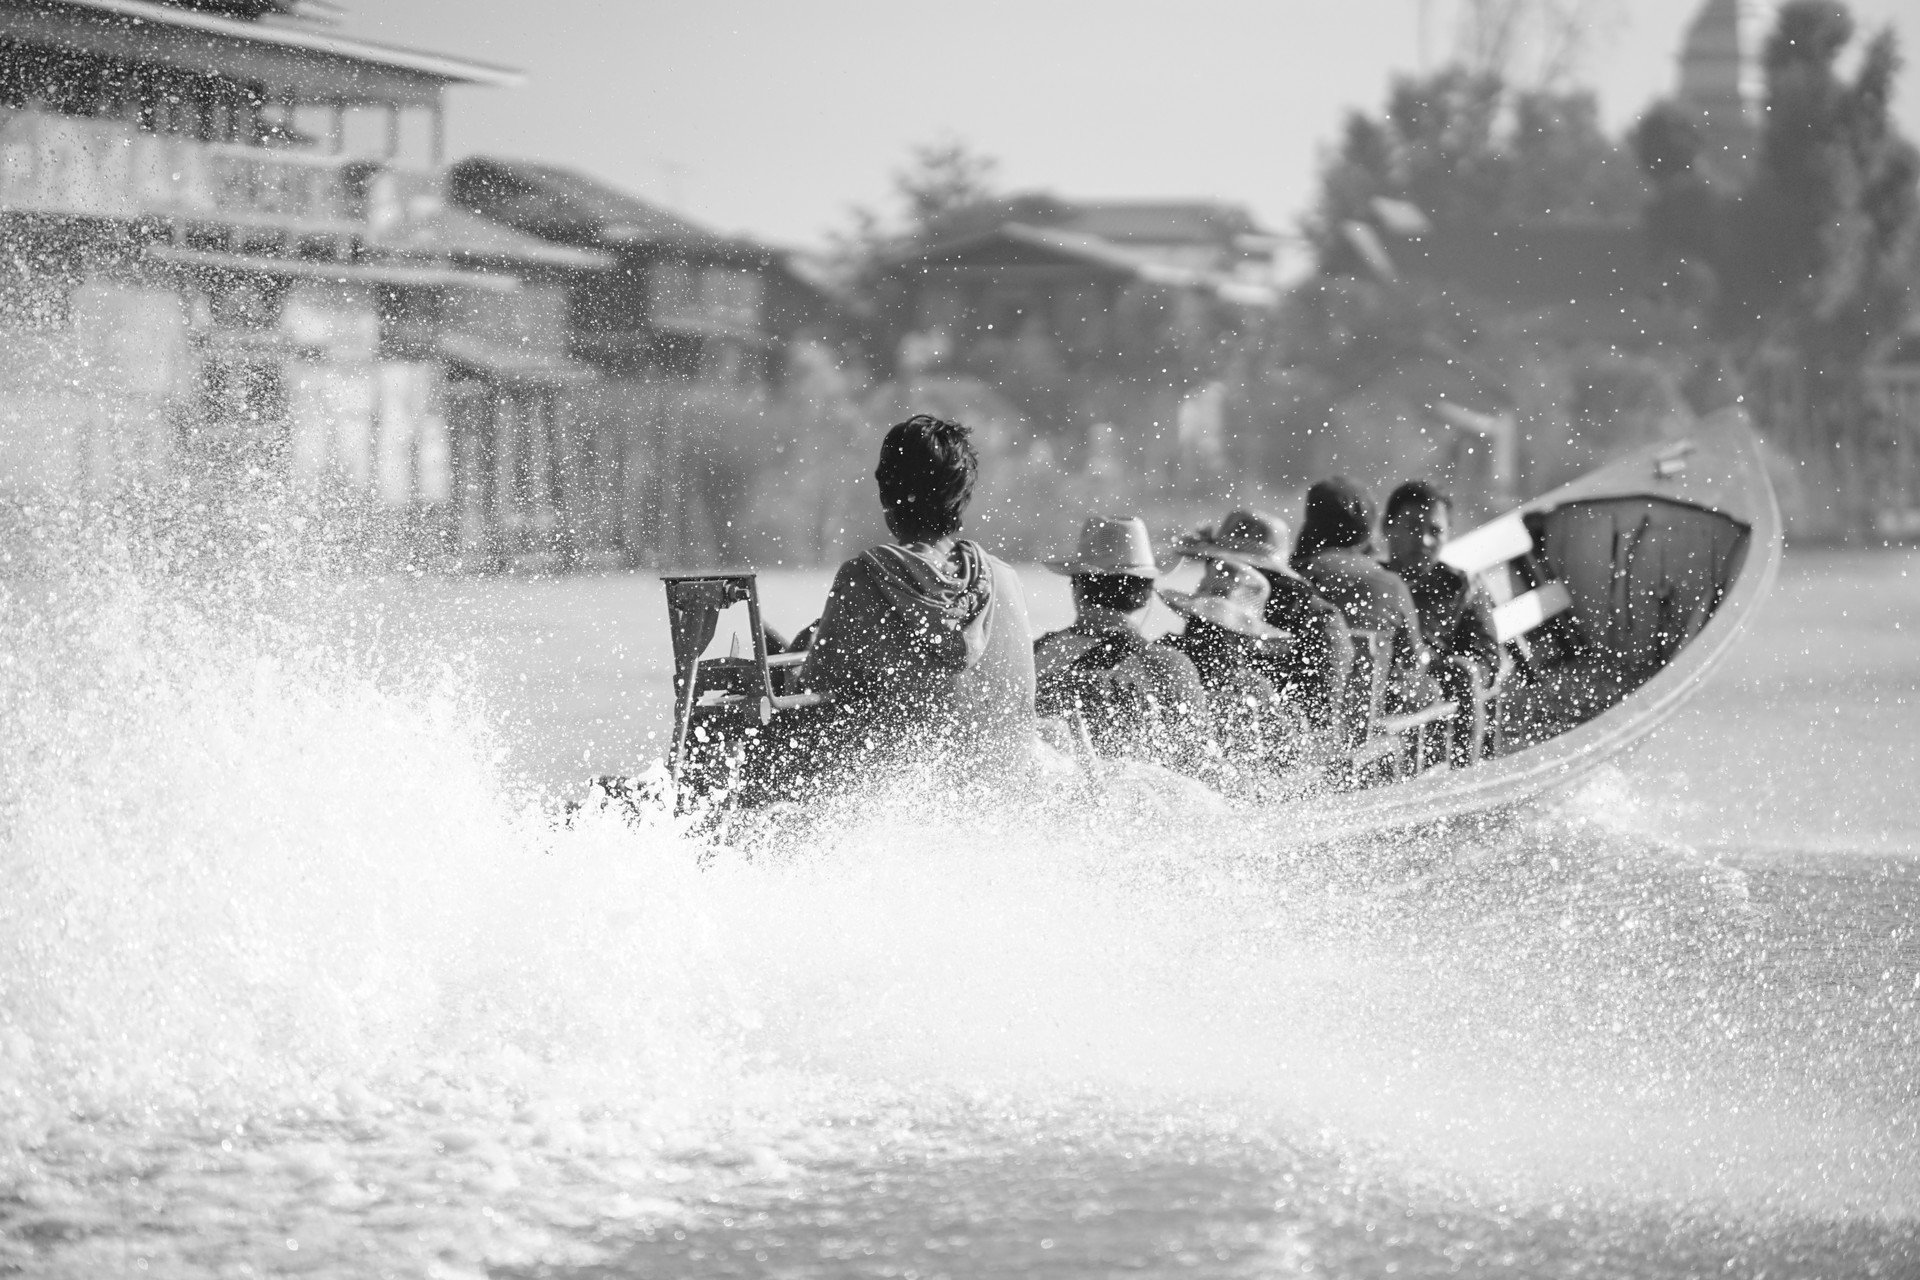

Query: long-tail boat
<box><xmin>641</xmin><ymin>409</ymin><xmax>1781</xmax><ymax>833</ymax></box>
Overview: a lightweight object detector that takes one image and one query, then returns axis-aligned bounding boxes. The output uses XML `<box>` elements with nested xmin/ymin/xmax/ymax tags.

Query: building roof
<box><xmin>369</xmin><ymin>202</ymin><xmax>613</xmax><ymax>272</ymax></box>
<box><xmin>450</xmin><ymin>157</ymin><xmax>762</xmax><ymax>260</ymax></box>
<box><xmin>890</xmin><ymin>221</ymin><xmax>1282</xmax><ymax>305</ymax></box>
<box><xmin>441</xmin><ymin>332</ymin><xmax>600</xmax><ymax>385</ymax></box>
<box><xmin>1061</xmin><ymin>200</ymin><xmax>1268</xmax><ymax>249</ymax></box>
<box><xmin>144</xmin><ymin>244</ymin><xmax>520</xmax><ymax>292</ymax></box>
<box><xmin>0</xmin><ymin>0</ymin><xmax>523</xmax><ymax>104</ymax></box>
<box><xmin>898</xmin><ymin>222</ymin><xmax>1168</xmax><ymax>279</ymax></box>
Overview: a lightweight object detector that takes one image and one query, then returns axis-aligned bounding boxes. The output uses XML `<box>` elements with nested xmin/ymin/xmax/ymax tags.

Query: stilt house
<box><xmin>0</xmin><ymin>0</ymin><xmax>608</xmax><ymax>554</ymax></box>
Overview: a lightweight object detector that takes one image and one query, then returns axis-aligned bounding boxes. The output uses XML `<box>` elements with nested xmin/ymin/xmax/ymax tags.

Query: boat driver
<box><xmin>1381</xmin><ymin>481</ymin><xmax>1498</xmax><ymax>677</ymax></box>
<box><xmin>797</xmin><ymin>413</ymin><xmax>1036</xmax><ymax>769</ymax></box>
<box><xmin>1032</xmin><ymin>516</ymin><xmax>1211</xmax><ymax>770</ymax></box>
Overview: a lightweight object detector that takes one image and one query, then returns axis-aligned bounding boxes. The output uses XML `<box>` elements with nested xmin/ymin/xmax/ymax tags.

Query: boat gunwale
<box><xmin>1272</xmin><ymin>409</ymin><xmax>1785</xmax><ymax>843</ymax></box>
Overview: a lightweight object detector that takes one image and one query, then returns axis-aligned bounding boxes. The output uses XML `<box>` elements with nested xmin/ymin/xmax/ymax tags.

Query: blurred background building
<box><xmin>0</xmin><ymin>0</ymin><xmax>833</xmax><ymax>569</ymax></box>
<box><xmin>0</xmin><ymin>0</ymin><xmax>1914</xmax><ymax>562</ymax></box>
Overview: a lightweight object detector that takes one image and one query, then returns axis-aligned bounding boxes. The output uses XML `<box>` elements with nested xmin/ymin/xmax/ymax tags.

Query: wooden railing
<box><xmin>0</xmin><ymin>108</ymin><xmax>362</xmax><ymax>232</ymax></box>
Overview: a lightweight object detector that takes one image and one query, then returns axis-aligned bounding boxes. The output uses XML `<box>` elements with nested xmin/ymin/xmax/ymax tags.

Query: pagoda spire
<box><xmin>1676</xmin><ymin>0</ymin><xmax>1766</xmax><ymax>172</ymax></box>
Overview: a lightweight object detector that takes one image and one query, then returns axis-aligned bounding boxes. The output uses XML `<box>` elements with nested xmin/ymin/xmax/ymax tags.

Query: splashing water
<box><xmin>0</xmin><ymin>502</ymin><xmax>1915</xmax><ymax>1277</ymax></box>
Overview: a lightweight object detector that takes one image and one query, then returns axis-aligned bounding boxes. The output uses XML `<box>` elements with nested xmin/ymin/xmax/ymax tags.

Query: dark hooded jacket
<box><xmin>800</xmin><ymin>540</ymin><xmax>1035</xmax><ymax>762</ymax></box>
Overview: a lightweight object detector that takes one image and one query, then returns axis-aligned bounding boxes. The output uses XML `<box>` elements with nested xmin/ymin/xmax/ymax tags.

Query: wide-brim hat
<box><xmin>1176</xmin><ymin>508</ymin><xmax>1291</xmax><ymax>575</ymax></box>
<box><xmin>1162</xmin><ymin>591</ymin><xmax>1291</xmax><ymax>644</ymax></box>
<box><xmin>1162</xmin><ymin>560</ymin><xmax>1290</xmax><ymax>644</ymax></box>
<box><xmin>1044</xmin><ymin>515</ymin><xmax>1164</xmax><ymax>578</ymax></box>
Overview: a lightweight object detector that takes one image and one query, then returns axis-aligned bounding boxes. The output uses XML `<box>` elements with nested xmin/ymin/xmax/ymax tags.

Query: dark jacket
<box><xmin>1298</xmin><ymin>548</ymin><xmax>1431</xmax><ymax>710</ymax></box>
<box><xmin>801</xmin><ymin>540</ymin><xmax>1035</xmax><ymax>762</ymax></box>
<box><xmin>1394</xmin><ymin>560</ymin><xmax>1498</xmax><ymax>671</ymax></box>
<box><xmin>1034</xmin><ymin>616</ymin><xmax>1210</xmax><ymax>767</ymax></box>
<box><xmin>1163</xmin><ymin>620</ymin><xmax>1293</xmax><ymax>763</ymax></box>
<box><xmin>1253</xmin><ymin>570</ymin><xmax>1351</xmax><ymax>728</ymax></box>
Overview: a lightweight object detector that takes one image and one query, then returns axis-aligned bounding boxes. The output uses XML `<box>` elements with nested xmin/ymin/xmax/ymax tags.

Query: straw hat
<box><xmin>1162</xmin><ymin>560</ymin><xmax>1291</xmax><ymax>644</ymax></box>
<box><xmin>1044</xmin><ymin>515</ymin><xmax>1162</xmax><ymax>578</ymax></box>
<box><xmin>1177</xmin><ymin>509</ymin><xmax>1291</xmax><ymax>574</ymax></box>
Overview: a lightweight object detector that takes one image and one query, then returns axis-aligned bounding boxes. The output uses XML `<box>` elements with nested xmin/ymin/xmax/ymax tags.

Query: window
<box><xmin>647</xmin><ymin>263</ymin><xmax>699</xmax><ymax>327</ymax></box>
<box><xmin>699</xmin><ymin>268</ymin><xmax>762</xmax><ymax>329</ymax></box>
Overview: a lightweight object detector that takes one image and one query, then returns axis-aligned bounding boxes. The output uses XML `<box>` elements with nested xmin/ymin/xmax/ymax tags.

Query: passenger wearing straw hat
<box><xmin>1161</xmin><ymin>560</ymin><xmax>1302</xmax><ymax>766</ymax></box>
<box><xmin>1177</xmin><ymin>509</ymin><xmax>1351</xmax><ymax>730</ymax></box>
<box><xmin>1033</xmin><ymin>517</ymin><xmax>1211</xmax><ymax>769</ymax></box>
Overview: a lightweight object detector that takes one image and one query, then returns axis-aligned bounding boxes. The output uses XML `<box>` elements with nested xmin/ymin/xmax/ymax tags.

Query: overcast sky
<box><xmin>351</xmin><ymin>0</ymin><xmax>1920</xmax><ymax>250</ymax></box>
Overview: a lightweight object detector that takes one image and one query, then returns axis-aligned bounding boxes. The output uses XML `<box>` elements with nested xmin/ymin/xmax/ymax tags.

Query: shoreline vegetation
<box><xmin>0</xmin><ymin>3</ymin><xmax>1912</xmax><ymax>569</ymax></box>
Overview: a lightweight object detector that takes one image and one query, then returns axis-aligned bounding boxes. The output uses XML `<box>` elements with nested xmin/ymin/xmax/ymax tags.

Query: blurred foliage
<box><xmin>1635</xmin><ymin>0</ymin><xmax>1918</xmax><ymax>370</ymax></box>
<box><xmin>1631</xmin><ymin>0</ymin><xmax>1919</xmax><ymax>534</ymax></box>
<box><xmin>749</xmin><ymin>4</ymin><xmax>1916</xmax><ymax>561</ymax></box>
<box><xmin>1309</xmin><ymin>68</ymin><xmax>1644</xmax><ymax>268</ymax></box>
<box><xmin>1284</xmin><ymin>59</ymin><xmax>1677</xmax><ymax>516</ymax></box>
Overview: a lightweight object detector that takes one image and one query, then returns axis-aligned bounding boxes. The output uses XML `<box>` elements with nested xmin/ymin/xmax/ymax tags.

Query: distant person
<box><xmin>1381</xmin><ymin>480</ymin><xmax>1501</xmax><ymax>763</ymax></box>
<box><xmin>1033</xmin><ymin>516</ymin><xmax>1212</xmax><ymax>769</ymax></box>
<box><xmin>1178</xmin><ymin>509</ymin><xmax>1352</xmax><ymax>731</ymax></box>
<box><xmin>1291</xmin><ymin>477</ymin><xmax>1432</xmax><ymax>713</ymax></box>
<box><xmin>1381</xmin><ymin>481</ymin><xmax>1498</xmax><ymax>675</ymax></box>
<box><xmin>799</xmin><ymin>414</ymin><xmax>1035</xmax><ymax>766</ymax></box>
<box><xmin>1161</xmin><ymin>559</ymin><xmax>1299</xmax><ymax>767</ymax></box>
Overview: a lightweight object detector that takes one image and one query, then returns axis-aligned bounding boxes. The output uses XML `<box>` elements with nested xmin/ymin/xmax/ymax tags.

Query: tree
<box><xmin>829</xmin><ymin>138</ymin><xmax>1016</xmax><ymax>270</ymax></box>
<box><xmin>1443</xmin><ymin>0</ymin><xmax>1622</xmax><ymax>90</ymax></box>
<box><xmin>1638</xmin><ymin>1</ymin><xmax>1918</xmax><ymax>364</ymax></box>
<box><xmin>1634</xmin><ymin>0</ymin><xmax>1920</xmax><ymax>531</ymax></box>
<box><xmin>1629</xmin><ymin>102</ymin><xmax>1725</xmax><ymax>298</ymax></box>
<box><xmin>1309</xmin><ymin>68</ymin><xmax>1643</xmax><ymax>269</ymax></box>
<box><xmin>1731</xmin><ymin>2</ymin><xmax>1918</xmax><ymax>366</ymax></box>
<box><xmin>893</xmin><ymin>139</ymin><xmax>999</xmax><ymax>236</ymax></box>
<box><xmin>826</xmin><ymin>138</ymin><xmax>998</xmax><ymax>289</ymax></box>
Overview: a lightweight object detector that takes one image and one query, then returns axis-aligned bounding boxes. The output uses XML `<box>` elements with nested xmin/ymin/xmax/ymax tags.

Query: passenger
<box><xmin>798</xmin><ymin>414</ymin><xmax>1035</xmax><ymax>766</ymax></box>
<box><xmin>1177</xmin><ymin>509</ymin><xmax>1352</xmax><ymax>731</ymax></box>
<box><xmin>1381</xmin><ymin>481</ymin><xmax>1498</xmax><ymax>674</ymax></box>
<box><xmin>1290</xmin><ymin>476</ymin><xmax>1432</xmax><ymax>713</ymax></box>
<box><xmin>1161</xmin><ymin>560</ymin><xmax>1299</xmax><ymax>766</ymax></box>
<box><xmin>1033</xmin><ymin>517</ymin><xmax>1211</xmax><ymax>769</ymax></box>
<box><xmin>1382</xmin><ymin>481</ymin><xmax>1500</xmax><ymax>763</ymax></box>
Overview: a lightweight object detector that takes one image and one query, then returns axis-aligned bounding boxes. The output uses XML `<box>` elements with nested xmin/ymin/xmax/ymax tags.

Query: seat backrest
<box><xmin>660</xmin><ymin>571</ymin><xmax>826</xmax><ymax>780</ymax></box>
<box><xmin>1343</xmin><ymin>627</ymin><xmax>1392</xmax><ymax>744</ymax></box>
<box><xmin>1437</xmin><ymin>511</ymin><xmax>1573</xmax><ymax>647</ymax></box>
<box><xmin>662</xmin><ymin>573</ymin><xmax>756</xmax><ymax>770</ymax></box>
<box><xmin>1489</xmin><ymin>580</ymin><xmax>1573</xmax><ymax>644</ymax></box>
<box><xmin>1438</xmin><ymin>512</ymin><xmax>1532</xmax><ymax>578</ymax></box>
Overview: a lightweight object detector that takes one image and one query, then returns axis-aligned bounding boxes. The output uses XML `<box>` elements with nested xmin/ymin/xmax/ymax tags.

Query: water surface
<box><xmin>1</xmin><ymin>535</ymin><xmax>1914</xmax><ymax>1278</ymax></box>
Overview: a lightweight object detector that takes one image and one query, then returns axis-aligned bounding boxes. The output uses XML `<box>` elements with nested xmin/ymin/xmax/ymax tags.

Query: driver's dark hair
<box><xmin>1384</xmin><ymin>479</ymin><xmax>1450</xmax><ymax>525</ymax></box>
<box><xmin>876</xmin><ymin>414</ymin><xmax>977</xmax><ymax>542</ymax></box>
<box><xmin>1074</xmin><ymin>572</ymin><xmax>1156</xmax><ymax>613</ymax></box>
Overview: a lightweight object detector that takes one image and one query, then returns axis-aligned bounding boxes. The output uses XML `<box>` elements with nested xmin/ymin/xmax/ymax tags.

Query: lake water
<box><xmin>1</xmin><ymin>522</ymin><xmax>1916</xmax><ymax>1278</ymax></box>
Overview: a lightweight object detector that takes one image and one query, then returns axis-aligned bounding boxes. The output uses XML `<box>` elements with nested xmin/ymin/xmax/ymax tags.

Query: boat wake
<box><xmin>0</xmin><ymin>505</ymin><xmax>1912</xmax><ymax>1275</ymax></box>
